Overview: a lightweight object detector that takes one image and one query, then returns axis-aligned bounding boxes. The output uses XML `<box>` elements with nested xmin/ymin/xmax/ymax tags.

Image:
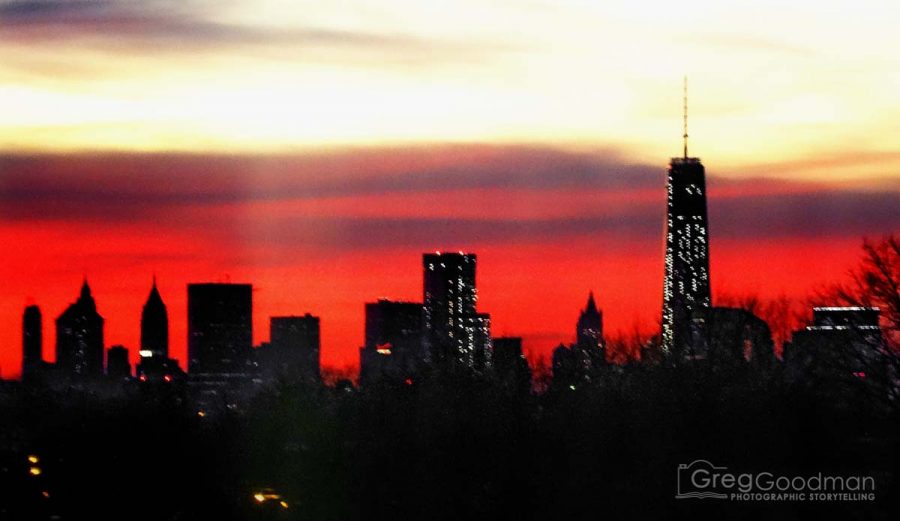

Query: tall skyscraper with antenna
<box><xmin>662</xmin><ymin>78</ymin><xmax>711</xmax><ymax>357</ymax></box>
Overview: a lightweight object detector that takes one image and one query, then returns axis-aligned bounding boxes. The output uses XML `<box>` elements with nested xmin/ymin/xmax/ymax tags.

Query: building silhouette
<box><xmin>141</xmin><ymin>277</ymin><xmax>169</xmax><ymax>358</ymax></box>
<box><xmin>423</xmin><ymin>252</ymin><xmax>489</xmax><ymax>368</ymax></box>
<box><xmin>187</xmin><ymin>283</ymin><xmax>253</xmax><ymax>374</ymax></box>
<box><xmin>56</xmin><ymin>279</ymin><xmax>105</xmax><ymax>378</ymax></box>
<box><xmin>576</xmin><ymin>292</ymin><xmax>603</xmax><ymax>350</ymax></box>
<box><xmin>695</xmin><ymin>307</ymin><xmax>775</xmax><ymax>370</ymax></box>
<box><xmin>575</xmin><ymin>291</ymin><xmax>605</xmax><ymax>369</ymax></box>
<box><xmin>22</xmin><ymin>305</ymin><xmax>42</xmax><ymax>380</ymax></box>
<box><xmin>359</xmin><ymin>299</ymin><xmax>424</xmax><ymax>384</ymax></box>
<box><xmin>552</xmin><ymin>343</ymin><xmax>577</xmax><ymax>387</ymax></box>
<box><xmin>785</xmin><ymin>306</ymin><xmax>884</xmax><ymax>388</ymax></box>
<box><xmin>661</xmin><ymin>148</ymin><xmax>711</xmax><ymax>356</ymax></box>
<box><xmin>106</xmin><ymin>345</ymin><xmax>131</xmax><ymax>379</ymax></box>
<box><xmin>261</xmin><ymin>314</ymin><xmax>321</xmax><ymax>381</ymax></box>
<box><xmin>492</xmin><ymin>336</ymin><xmax>531</xmax><ymax>393</ymax></box>
<box><xmin>137</xmin><ymin>278</ymin><xmax>181</xmax><ymax>381</ymax></box>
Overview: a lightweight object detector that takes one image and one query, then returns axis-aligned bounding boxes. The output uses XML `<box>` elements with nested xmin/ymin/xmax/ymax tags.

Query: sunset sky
<box><xmin>1</xmin><ymin>0</ymin><xmax>899</xmax><ymax>377</ymax></box>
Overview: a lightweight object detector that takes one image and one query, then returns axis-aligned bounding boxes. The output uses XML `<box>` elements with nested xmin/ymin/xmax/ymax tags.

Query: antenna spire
<box><xmin>683</xmin><ymin>76</ymin><xmax>688</xmax><ymax>159</ymax></box>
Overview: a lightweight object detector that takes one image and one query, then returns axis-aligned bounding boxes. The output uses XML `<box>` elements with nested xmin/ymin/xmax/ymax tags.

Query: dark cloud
<box><xmin>1</xmin><ymin>147</ymin><xmax>897</xmax><ymax>253</ymax></box>
<box><xmin>711</xmin><ymin>191</ymin><xmax>900</xmax><ymax>240</ymax></box>
<box><xmin>0</xmin><ymin>147</ymin><xmax>660</xmax><ymax>211</ymax></box>
<box><xmin>0</xmin><ymin>0</ymin><xmax>519</xmax><ymax>66</ymax></box>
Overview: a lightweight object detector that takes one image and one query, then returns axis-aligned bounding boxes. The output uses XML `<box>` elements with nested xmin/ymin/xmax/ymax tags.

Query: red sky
<box><xmin>1</xmin><ymin>145</ymin><xmax>897</xmax><ymax>379</ymax></box>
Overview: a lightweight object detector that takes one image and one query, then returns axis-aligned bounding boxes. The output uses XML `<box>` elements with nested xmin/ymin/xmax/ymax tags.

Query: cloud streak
<box><xmin>1</xmin><ymin>146</ymin><xmax>896</xmax><ymax>254</ymax></box>
<box><xmin>0</xmin><ymin>0</ymin><xmax>519</xmax><ymax>68</ymax></box>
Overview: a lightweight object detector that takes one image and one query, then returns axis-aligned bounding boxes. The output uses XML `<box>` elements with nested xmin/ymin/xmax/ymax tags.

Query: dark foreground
<box><xmin>1</xmin><ymin>365</ymin><xmax>898</xmax><ymax>521</ymax></box>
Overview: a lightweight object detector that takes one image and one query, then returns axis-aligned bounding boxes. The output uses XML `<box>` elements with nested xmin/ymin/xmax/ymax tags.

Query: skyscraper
<box><xmin>575</xmin><ymin>291</ymin><xmax>605</xmax><ymax>370</ymax></box>
<box><xmin>576</xmin><ymin>292</ymin><xmax>604</xmax><ymax>351</ymax></box>
<box><xmin>423</xmin><ymin>252</ymin><xmax>479</xmax><ymax>366</ymax></box>
<box><xmin>466</xmin><ymin>312</ymin><xmax>492</xmax><ymax>370</ymax></box>
<box><xmin>22</xmin><ymin>305</ymin><xmax>42</xmax><ymax>380</ymax></box>
<box><xmin>141</xmin><ymin>277</ymin><xmax>169</xmax><ymax>358</ymax></box>
<box><xmin>137</xmin><ymin>278</ymin><xmax>182</xmax><ymax>381</ymax></box>
<box><xmin>267</xmin><ymin>314</ymin><xmax>321</xmax><ymax>380</ymax></box>
<box><xmin>359</xmin><ymin>299</ymin><xmax>424</xmax><ymax>383</ymax></box>
<box><xmin>662</xmin><ymin>85</ymin><xmax>711</xmax><ymax>357</ymax></box>
<box><xmin>56</xmin><ymin>279</ymin><xmax>105</xmax><ymax>377</ymax></box>
<box><xmin>187</xmin><ymin>283</ymin><xmax>253</xmax><ymax>374</ymax></box>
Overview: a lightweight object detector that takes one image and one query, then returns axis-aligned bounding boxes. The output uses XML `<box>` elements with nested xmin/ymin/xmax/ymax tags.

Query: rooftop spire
<box><xmin>683</xmin><ymin>75</ymin><xmax>689</xmax><ymax>159</ymax></box>
<box><xmin>80</xmin><ymin>276</ymin><xmax>91</xmax><ymax>299</ymax></box>
<box><xmin>585</xmin><ymin>291</ymin><xmax>598</xmax><ymax>313</ymax></box>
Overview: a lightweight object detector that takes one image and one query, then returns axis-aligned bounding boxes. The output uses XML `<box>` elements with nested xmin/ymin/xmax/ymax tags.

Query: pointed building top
<box><xmin>80</xmin><ymin>277</ymin><xmax>92</xmax><ymax>299</ymax></box>
<box><xmin>586</xmin><ymin>291</ymin><xmax>597</xmax><ymax>312</ymax></box>
<box><xmin>581</xmin><ymin>291</ymin><xmax>600</xmax><ymax>317</ymax></box>
<box><xmin>144</xmin><ymin>276</ymin><xmax>166</xmax><ymax>309</ymax></box>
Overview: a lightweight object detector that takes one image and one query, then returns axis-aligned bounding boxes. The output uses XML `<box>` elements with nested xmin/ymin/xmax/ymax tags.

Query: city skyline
<box><xmin>2</xmin><ymin>143</ymin><xmax>898</xmax><ymax>378</ymax></box>
<box><xmin>2</xmin><ymin>3</ymin><xmax>900</xmax><ymax>519</ymax></box>
<box><xmin>1</xmin><ymin>2</ymin><xmax>899</xmax><ymax>378</ymax></box>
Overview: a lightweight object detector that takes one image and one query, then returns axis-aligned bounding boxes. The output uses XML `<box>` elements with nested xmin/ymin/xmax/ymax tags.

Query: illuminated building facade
<box><xmin>423</xmin><ymin>252</ymin><xmax>482</xmax><ymax>367</ymax></box>
<box><xmin>466</xmin><ymin>312</ymin><xmax>492</xmax><ymax>370</ymax></box>
<box><xmin>662</xmin><ymin>156</ymin><xmax>711</xmax><ymax>357</ymax></box>
<box><xmin>187</xmin><ymin>283</ymin><xmax>253</xmax><ymax>374</ymax></box>
<box><xmin>56</xmin><ymin>279</ymin><xmax>105</xmax><ymax>377</ymax></box>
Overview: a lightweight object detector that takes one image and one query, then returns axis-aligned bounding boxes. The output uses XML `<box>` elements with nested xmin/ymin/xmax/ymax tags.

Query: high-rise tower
<box><xmin>141</xmin><ymin>277</ymin><xmax>169</xmax><ymax>358</ymax></box>
<box><xmin>187</xmin><ymin>283</ymin><xmax>253</xmax><ymax>374</ymax></box>
<box><xmin>662</xmin><ymin>79</ymin><xmax>711</xmax><ymax>357</ymax></box>
<box><xmin>423</xmin><ymin>252</ymin><xmax>486</xmax><ymax>367</ymax></box>
<box><xmin>267</xmin><ymin>314</ymin><xmax>321</xmax><ymax>380</ymax></box>
<box><xmin>56</xmin><ymin>279</ymin><xmax>105</xmax><ymax>377</ymax></box>
<box><xmin>576</xmin><ymin>292</ymin><xmax>604</xmax><ymax>351</ymax></box>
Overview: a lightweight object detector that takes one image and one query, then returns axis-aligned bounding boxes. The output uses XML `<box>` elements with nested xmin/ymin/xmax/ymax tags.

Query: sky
<box><xmin>1</xmin><ymin>0</ymin><xmax>899</xmax><ymax>377</ymax></box>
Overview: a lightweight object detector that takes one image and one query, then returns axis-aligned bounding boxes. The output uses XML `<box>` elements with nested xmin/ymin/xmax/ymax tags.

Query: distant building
<box><xmin>576</xmin><ymin>292</ymin><xmax>604</xmax><ymax>351</ymax></box>
<box><xmin>467</xmin><ymin>312</ymin><xmax>492</xmax><ymax>371</ymax></box>
<box><xmin>141</xmin><ymin>277</ymin><xmax>169</xmax><ymax>358</ymax></box>
<box><xmin>423</xmin><ymin>252</ymin><xmax>488</xmax><ymax>368</ymax></box>
<box><xmin>661</xmin><ymin>143</ymin><xmax>711</xmax><ymax>357</ymax></box>
<box><xmin>56</xmin><ymin>279</ymin><xmax>105</xmax><ymax>378</ymax></box>
<box><xmin>187</xmin><ymin>283</ymin><xmax>253</xmax><ymax>374</ymax></box>
<box><xmin>261</xmin><ymin>314</ymin><xmax>321</xmax><ymax>381</ymax></box>
<box><xmin>551</xmin><ymin>343</ymin><xmax>577</xmax><ymax>387</ymax></box>
<box><xmin>492</xmin><ymin>337</ymin><xmax>531</xmax><ymax>393</ymax></box>
<box><xmin>694</xmin><ymin>307</ymin><xmax>775</xmax><ymax>369</ymax></box>
<box><xmin>574</xmin><ymin>292</ymin><xmax>605</xmax><ymax>369</ymax></box>
<box><xmin>22</xmin><ymin>305</ymin><xmax>42</xmax><ymax>380</ymax></box>
<box><xmin>359</xmin><ymin>300</ymin><xmax>423</xmax><ymax>384</ymax></box>
<box><xmin>106</xmin><ymin>345</ymin><xmax>131</xmax><ymax>379</ymax></box>
<box><xmin>785</xmin><ymin>307</ymin><xmax>884</xmax><ymax>387</ymax></box>
<box><xmin>137</xmin><ymin>278</ymin><xmax>181</xmax><ymax>381</ymax></box>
